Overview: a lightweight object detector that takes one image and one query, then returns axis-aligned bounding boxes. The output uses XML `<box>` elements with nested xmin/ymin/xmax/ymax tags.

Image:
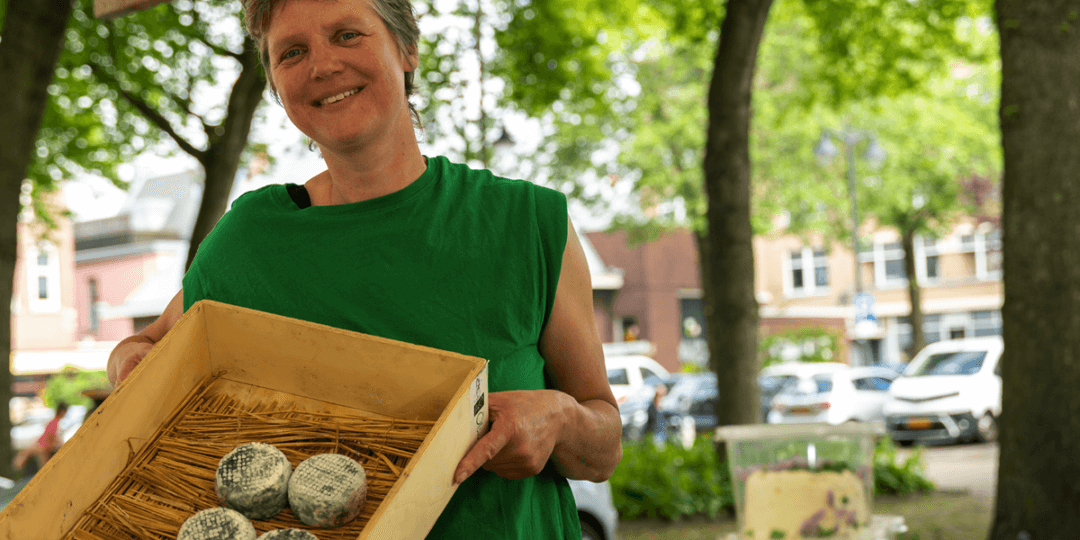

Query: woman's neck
<box><xmin>305</xmin><ymin>138</ymin><xmax>427</xmax><ymax>206</ymax></box>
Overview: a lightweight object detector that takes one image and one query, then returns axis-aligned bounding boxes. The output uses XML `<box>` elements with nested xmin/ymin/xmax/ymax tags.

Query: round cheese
<box><xmin>287</xmin><ymin>453</ymin><xmax>368</xmax><ymax>528</ymax></box>
<box><xmin>177</xmin><ymin>507</ymin><xmax>256</xmax><ymax>540</ymax></box>
<box><xmin>215</xmin><ymin>442</ymin><xmax>292</xmax><ymax>519</ymax></box>
<box><xmin>257</xmin><ymin>529</ymin><xmax>320</xmax><ymax>540</ymax></box>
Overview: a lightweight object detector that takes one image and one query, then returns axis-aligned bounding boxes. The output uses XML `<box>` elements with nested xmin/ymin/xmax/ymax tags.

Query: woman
<box><xmin>106</xmin><ymin>0</ymin><xmax>622</xmax><ymax>537</ymax></box>
<box><xmin>13</xmin><ymin>401</ymin><xmax>68</xmax><ymax>474</ymax></box>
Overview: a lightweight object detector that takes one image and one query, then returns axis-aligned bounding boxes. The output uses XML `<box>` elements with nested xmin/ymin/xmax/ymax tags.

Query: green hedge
<box><xmin>610</xmin><ymin>435</ymin><xmax>935</xmax><ymax>520</ymax></box>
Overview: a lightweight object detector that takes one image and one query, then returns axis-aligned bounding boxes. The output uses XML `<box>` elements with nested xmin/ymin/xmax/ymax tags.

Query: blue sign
<box><xmin>854</xmin><ymin>293</ymin><xmax>876</xmax><ymax>323</ymax></box>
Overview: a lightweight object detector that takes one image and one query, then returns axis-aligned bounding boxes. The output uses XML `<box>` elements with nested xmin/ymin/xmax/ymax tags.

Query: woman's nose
<box><xmin>309</xmin><ymin>43</ymin><xmax>344</xmax><ymax>79</ymax></box>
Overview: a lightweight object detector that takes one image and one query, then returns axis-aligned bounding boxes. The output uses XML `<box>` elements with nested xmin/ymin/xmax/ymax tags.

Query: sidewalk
<box><xmin>0</xmin><ymin>475</ymin><xmax>33</xmax><ymax>510</ymax></box>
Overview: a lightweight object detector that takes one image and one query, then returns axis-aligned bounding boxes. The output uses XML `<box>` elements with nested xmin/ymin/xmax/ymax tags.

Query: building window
<box><xmin>922</xmin><ymin>239</ymin><xmax>940</xmax><ymax>281</ymax></box>
<box><xmin>972</xmin><ymin>310</ymin><xmax>1002</xmax><ymax>336</ymax></box>
<box><xmin>88</xmin><ymin>278</ymin><xmax>100</xmax><ymax>331</ymax></box>
<box><xmin>26</xmin><ymin>241</ymin><xmax>61</xmax><ymax>313</ymax></box>
<box><xmin>961</xmin><ymin>228</ymin><xmax>1002</xmax><ymax>280</ymax></box>
<box><xmin>813</xmin><ymin>250</ymin><xmax>829</xmax><ymax>288</ymax></box>
<box><xmin>871</xmin><ymin>237</ymin><xmax>941</xmax><ymax>288</ymax></box>
<box><xmin>897</xmin><ymin>314</ymin><xmax>944</xmax><ymax>352</ymax></box>
<box><xmin>787</xmin><ymin>247</ymin><xmax>829</xmax><ymax>296</ymax></box>
<box><xmin>790</xmin><ymin>251</ymin><xmax>804</xmax><ymax>289</ymax></box>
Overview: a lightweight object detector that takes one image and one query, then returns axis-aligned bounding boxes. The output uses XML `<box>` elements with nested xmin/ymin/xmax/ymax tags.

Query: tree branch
<box><xmin>87</xmin><ymin>62</ymin><xmax>207</xmax><ymax>161</ymax></box>
<box><xmin>194</xmin><ymin>35</ymin><xmax>242</xmax><ymax>61</ymax></box>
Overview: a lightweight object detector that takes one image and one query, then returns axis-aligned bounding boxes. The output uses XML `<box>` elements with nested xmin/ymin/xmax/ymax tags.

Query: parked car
<box><xmin>569</xmin><ymin>479</ymin><xmax>619</xmax><ymax>540</ymax></box>
<box><xmin>606</xmin><ymin>354</ymin><xmax>670</xmax><ymax>405</ymax></box>
<box><xmin>758</xmin><ymin>362</ymin><xmax>849</xmax><ymax>420</ymax></box>
<box><xmin>658</xmin><ymin>373</ymin><xmax>718</xmax><ymax>438</ymax></box>
<box><xmin>883</xmin><ymin>336</ymin><xmax>1003</xmax><ymax>445</ymax></box>
<box><xmin>619</xmin><ymin>372</ymin><xmax>684</xmax><ymax>441</ymax></box>
<box><xmin>767</xmin><ymin>366</ymin><xmax>899</xmax><ymax>425</ymax></box>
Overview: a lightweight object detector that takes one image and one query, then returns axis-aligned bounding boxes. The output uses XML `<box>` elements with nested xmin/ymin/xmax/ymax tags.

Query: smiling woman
<box><xmin>105</xmin><ymin>0</ymin><xmax>622</xmax><ymax>539</ymax></box>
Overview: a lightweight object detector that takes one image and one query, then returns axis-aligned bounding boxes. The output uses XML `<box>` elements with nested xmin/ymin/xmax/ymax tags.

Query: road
<box><xmin>898</xmin><ymin>442</ymin><xmax>999</xmax><ymax>499</ymax></box>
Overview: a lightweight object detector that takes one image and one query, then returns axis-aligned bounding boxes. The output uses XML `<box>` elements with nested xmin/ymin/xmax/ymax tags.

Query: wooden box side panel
<box><xmin>198</xmin><ymin>301</ymin><xmax>485</xmax><ymax>421</ymax></box>
<box><xmin>0</xmin><ymin>301</ymin><xmax>214</xmax><ymax>539</ymax></box>
<box><xmin>363</xmin><ymin>365</ymin><xmax>490</xmax><ymax>540</ymax></box>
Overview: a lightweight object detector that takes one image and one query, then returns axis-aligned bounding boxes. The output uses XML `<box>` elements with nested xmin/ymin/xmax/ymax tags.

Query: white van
<box><xmin>883</xmin><ymin>336</ymin><xmax>1003</xmax><ymax>445</ymax></box>
<box><xmin>605</xmin><ymin>354</ymin><xmax>670</xmax><ymax>405</ymax></box>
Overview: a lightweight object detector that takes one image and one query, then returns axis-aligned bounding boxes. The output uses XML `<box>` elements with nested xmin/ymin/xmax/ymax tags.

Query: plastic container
<box><xmin>715</xmin><ymin>422</ymin><xmax>884</xmax><ymax>540</ymax></box>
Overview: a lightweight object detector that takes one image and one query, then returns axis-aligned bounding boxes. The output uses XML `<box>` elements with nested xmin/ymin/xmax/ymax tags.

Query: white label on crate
<box><xmin>469</xmin><ymin>366</ymin><xmax>489</xmax><ymax>443</ymax></box>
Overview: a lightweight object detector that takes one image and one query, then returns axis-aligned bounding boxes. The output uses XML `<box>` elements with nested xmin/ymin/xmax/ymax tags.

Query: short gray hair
<box><xmin>243</xmin><ymin>0</ymin><xmax>420</xmax><ymax>124</ymax></box>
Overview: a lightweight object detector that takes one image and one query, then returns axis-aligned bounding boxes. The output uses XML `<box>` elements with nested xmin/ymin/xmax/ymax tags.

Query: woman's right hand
<box><xmin>106</xmin><ymin>289</ymin><xmax>185</xmax><ymax>387</ymax></box>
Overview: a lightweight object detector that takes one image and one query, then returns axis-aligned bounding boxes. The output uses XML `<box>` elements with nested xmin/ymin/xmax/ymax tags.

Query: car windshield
<box><xmin>777</xmin><ymin>375</ymin><xmax>833</xmax><ymax>396</ymax></box>
<box><xmin>668</xmin><ymin>375</ymin><xmax>716</xmax><ymax>400</ymax></box>
<box><xmin>607</xmin><ymin>368</ymin><xmax>629</xmax><ymax>386</ymax></box>
<box><xmin>759</xmin><ymin>375</ymin><xmax>796</xmax><ymax>396</ymax></box>
<box><xmin>911</xmin><ymin>351</ymin><xmax>987</xmax><ymax>376</ymax></box>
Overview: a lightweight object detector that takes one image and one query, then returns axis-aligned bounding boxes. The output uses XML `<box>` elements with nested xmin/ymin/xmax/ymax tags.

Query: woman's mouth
<box><xmin>316</xmin><ymin>87</ymin><xmax>361</xmax><ymax>107</ymax></box>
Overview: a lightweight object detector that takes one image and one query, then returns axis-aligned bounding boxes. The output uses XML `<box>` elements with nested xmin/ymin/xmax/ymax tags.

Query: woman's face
<box><xmin>265</xmin><ymin>0</ymin><xmax>417</xmax><ymax>153</ymax></box>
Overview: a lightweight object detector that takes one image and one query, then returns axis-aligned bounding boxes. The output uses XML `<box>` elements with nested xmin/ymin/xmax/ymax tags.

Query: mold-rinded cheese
<box><xmin>177</xmin><ymin>507</ymin><xmax>257</xmax><ymax>540</ymax></box>
<box><xmin>215</xmin><ymin>442</ymin><xmax>293</xmax><ymax>519</ymax></box>
<box><xmin>287</xmin><ymin>453</ymin><xmax>368</xmax><ymax>528</ymax></box>
<box><xmin>257</xmin><ymin>529</ymin><xmax>320</xmax><ymax>540</ymax></box>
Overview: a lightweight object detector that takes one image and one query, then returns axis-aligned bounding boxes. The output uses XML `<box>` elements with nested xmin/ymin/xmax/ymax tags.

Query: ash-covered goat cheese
<box><xmin>257</xmin><ymin>529</ymin><xmax>320</xmax><ymax>540</ymax></box>
<box><xmin>177</xmin><ymin>507</ymin><xmax>256</xmax><ymax>540</ymax></box>
<box><xmin>215</xmin><ymin>442</ymin><xmax>293</xmax><ymax>519</ymax></box>
<box><xmin>287</xmin><ymin>453</ymin><xmax>368</xmax><ymax>528</ymax></box>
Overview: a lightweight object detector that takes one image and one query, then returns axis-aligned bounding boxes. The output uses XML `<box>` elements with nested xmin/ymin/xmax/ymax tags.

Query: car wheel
<box><xmin>580</xmin><ymin>520</ymin><xmax>603</xmax><ymax>540</ymax></box>
<box><xmin>976</xmin><ymin>413</ymin><xmax>998</xmax><ymax>443</ymax></box>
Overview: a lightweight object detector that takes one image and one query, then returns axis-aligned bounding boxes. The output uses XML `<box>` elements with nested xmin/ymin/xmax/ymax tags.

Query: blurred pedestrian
<box><xmin>13</xmin><ymin>401</ymin><xmax>68</xmax><ymax>474</ymax></box>
<box><xmin>647</xmin><ymin>383</ymin><xmax>668</xmax><ymax>445</ymax></box>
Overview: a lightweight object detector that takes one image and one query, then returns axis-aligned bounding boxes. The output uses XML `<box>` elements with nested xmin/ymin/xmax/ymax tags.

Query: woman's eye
<box><xmin>340</xmin><ymin>32</ymin><xmax>359</xmax><ymax>41</ymax></box>
<box><xmin>282</xmin><ymin>49</ymin><xmax>301</xmax><ymax>60</ymax></box>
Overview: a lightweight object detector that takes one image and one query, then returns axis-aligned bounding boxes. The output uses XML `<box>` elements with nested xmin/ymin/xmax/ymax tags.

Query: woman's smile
<box><xmin>314</xmin><ymin>87</ymin><xmax>363</xmax><ymax>107</ymax></box>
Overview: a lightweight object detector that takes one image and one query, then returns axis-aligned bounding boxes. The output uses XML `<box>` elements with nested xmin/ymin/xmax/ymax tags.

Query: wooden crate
<box><xmin>93</xmin><ymin>0</ymin><xmax>172</xmax><ymax>19</ymax></box>
<box><xmin>0</xmin><ymin>300</ymin><xmax>489</xmax><ymax>539</ymax></box>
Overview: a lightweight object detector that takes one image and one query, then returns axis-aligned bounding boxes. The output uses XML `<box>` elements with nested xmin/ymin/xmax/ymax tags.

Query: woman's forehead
<box><xmin>267</xmin><ymin>0</ymin><xmax>376</xmax><ymax>41</ymax></box>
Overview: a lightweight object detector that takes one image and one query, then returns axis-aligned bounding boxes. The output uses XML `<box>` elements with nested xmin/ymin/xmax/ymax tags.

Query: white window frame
<box><xmin>783</xmin><ymin>246</ymin><xmax>830</xmax><ymax>297</ymax></box>
<box><xmin>865</xmin><ymin>236</ymin><xmax>941</xmax><ymax>289</ymax></box>
<box><xmin>26</xmin><ymin>241</ymin><xmax>61</xmax><ymax>313</ymax></box>
<box><xmin>960</xmin><ymin>229</ymin><xmax>1002</xmax><ymax>281</ymax></box>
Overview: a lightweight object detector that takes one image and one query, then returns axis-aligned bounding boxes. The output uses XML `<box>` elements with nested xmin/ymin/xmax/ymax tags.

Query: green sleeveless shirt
<box><xmin>182</xmin><ymin>156</ymin><xmax>581</xmax><ymax>539</ymax></box>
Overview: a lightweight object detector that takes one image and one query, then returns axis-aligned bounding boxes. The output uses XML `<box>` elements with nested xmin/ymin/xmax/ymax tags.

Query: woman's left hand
<box><xmin>453</xmin><ymin>389</ymin><xmax>571</xmax><ymax>484</ymax></box>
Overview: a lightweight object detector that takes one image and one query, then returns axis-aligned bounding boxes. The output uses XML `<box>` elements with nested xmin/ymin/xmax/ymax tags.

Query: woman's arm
<box><xmin>453</xmin><ymin>219</ymin><xmax>622</xmax><ymax>483</ymax></box>
<box><xmin>107</xmin><ymin>289</ymin><xmax>185</xmax><ymax>385</ymax></box>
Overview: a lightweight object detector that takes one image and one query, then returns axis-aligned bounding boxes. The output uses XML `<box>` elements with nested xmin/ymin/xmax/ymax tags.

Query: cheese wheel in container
<box><xmin>177</xmin><ymin>507</ymin><xmax>256</xmax><ymax>540</ymax></box>
<box><xmin>215</xmin><ymin>442</ymin><xmax>292</xmax><ymax>519</ymax></box>
<box><xmin>257</xmin><ymin>529</ymin><xmax>320</xmax><ymax>540</ymax></box>
<box><xmin>288</xmin><ymin>453</ymin><xmax>368</xmax><ymax>527</ymax></box>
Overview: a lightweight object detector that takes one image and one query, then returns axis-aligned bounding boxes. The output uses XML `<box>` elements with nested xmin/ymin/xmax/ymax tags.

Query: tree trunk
<box><xmin>704</xmin><ymin>0</ymin><xmax>773</xmax><ymax>460</ymax></box>
<box><xmin>989</xmin><ymin>0</ymin><xmax>1080</xmax><ymax>538</ymax></box>
<box><xmin>184</xmin><ymin>37</ymin><xmax>266</xmax><ymax>271</ymax></box>
<box><xmin>0</xmin><ymin>0</ymin><xmax>74</xmax><ymax>479</ymax></box>
<box><xmin>900</xmin><ymin>228</ymin><xmax>924</xmax><ymax>359</ymax></box>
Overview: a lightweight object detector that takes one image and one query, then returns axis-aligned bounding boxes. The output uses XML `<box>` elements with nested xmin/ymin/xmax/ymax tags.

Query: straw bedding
<box><xmin>63</xmin><ymin>373</ymin><xmax>435</xmax><ymax>540</ymax></box>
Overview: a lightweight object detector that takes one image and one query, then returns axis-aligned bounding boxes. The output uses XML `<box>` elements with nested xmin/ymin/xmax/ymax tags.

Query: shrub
<box><xmin>610</xmin><ymin>433</ymin><xmax>935</xmax><ymax>520</ymax></box>
<box><xmin>873</xmin><ymin>437</ymin><xmax>936</xmax><ymax>496</ymax></box>
<box><xmin>610</xmin><ymin>436</ymin><xmax>733</xmax><ymax>520</ymax></box>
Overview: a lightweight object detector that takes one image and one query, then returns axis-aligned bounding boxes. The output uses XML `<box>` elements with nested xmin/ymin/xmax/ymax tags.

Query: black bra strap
<box><xmin>286</xmin><ymin>183</ymin><xmax>312</xmax><ymax>209</ymax></box>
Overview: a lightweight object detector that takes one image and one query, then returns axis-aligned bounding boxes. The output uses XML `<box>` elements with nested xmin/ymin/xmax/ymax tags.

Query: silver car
<box><xmin>768</xmin><ymin>366</ymin><xmax>898</xmax><ymax>425</ymax></box>
<box><xmin>569</xmin><ymin>479</ymin><xmax>619</xmax><ymax>540</ymax></box>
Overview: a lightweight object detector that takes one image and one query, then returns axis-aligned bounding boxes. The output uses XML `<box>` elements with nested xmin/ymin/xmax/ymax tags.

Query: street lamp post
<box><xmin>815</xmin><ymin>128</ymin><xmax>886</xmax><ymax>364</ymax></box>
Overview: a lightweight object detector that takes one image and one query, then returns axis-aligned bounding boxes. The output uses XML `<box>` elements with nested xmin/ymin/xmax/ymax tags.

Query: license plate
<box><xmin>789</xmin><ymin>407</ymin><xmax>812</xmax><ymax>415</ymax></box>
<box><xmin>906</xmin><ymin>418</ymin><xmax>933</xmax><ymax>430</ymax></box>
